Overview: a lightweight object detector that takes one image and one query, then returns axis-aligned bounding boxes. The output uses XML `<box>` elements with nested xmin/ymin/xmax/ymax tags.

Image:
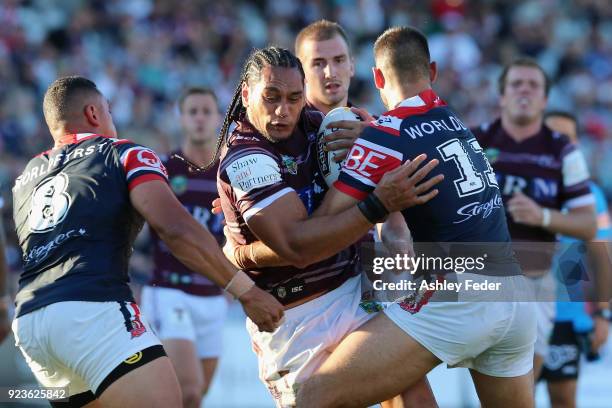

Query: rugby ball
<box><xmin>317</xmin><ymin>107</ymin><xmax>362</xmax><ymax>186</ymax></box>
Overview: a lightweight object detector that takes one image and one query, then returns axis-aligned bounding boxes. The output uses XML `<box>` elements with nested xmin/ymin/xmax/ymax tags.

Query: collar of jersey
<box><xmin>396</xmin><ymin>89</ymin><xmax>442</xmax><ymax>109</ymax></box>
<box><xmin>58</xmin><ymin>132</ymin><xmax>105</xmax><ymax>147</ymax></box>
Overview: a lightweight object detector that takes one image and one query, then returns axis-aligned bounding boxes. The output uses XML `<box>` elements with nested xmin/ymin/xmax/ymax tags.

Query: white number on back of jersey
<box><xmin>437</xmin><ymin>138</ymin><xmax>498</xmax><ymax>197</ymax></box>
<box><xmin>29</xmin><ymin>172</ymin><xmax>72</xmax><ymax>233</ymax></box>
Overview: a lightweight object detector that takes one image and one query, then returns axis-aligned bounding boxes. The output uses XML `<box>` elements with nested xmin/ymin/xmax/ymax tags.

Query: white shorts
<box><xmin>247</xmin><ymin>275</ymin><xmax>376</xmax><ymax>408</ymax></box>
<box><xmin>140</xmin><ymin>286</ymin><xmax>228</xmax><ymax>359</ymax></box>
<box><xmin>12</xmin><ymin>301</ymin><xmax>161</xmax><ymax>397</ymax></box>
<box><xmin>384</xmin><ymin>274</ymin><xmax>537</xmax><ymax>377</ymax></box>
<box><xmin>524</xmin><ymin>273</ymin><xmax>556</xmax><ymax>357</ymax></box>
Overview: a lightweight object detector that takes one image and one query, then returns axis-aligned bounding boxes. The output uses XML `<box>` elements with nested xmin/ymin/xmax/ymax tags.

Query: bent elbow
<box><xmin>276</xmin><ymin>242</ymin><xmax>311</xmax><ymax>269</ymax></box>
<box><xmin>283</xmin><ymin>250</ymin><xmax>311</xmax><ymax>269</ymax></box>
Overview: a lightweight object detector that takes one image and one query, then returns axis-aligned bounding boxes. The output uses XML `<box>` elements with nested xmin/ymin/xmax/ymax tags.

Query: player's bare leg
<box><xmin>200</xmin><ymin>357</ymin><xmax>220</xmax><ymax>399</ymax></box>
<box><xmin>98</xmin><ymin>356</ymin><xmax>182</xmax><ymax>408</ymax></box>
<box><xmin>533</xmin><ymin>354</ymin><xmax>544</xmax><ymax>381</ymax></box>
<box><xmin>547</xmin><ymin>380</ymin><xmax>577</xmax><ymax>408</ymax></box>
<box><xmin>380</xmin><ymin>377</ymin><xmax>438</xmax><ymax>408</ymax></box>
<box><xmin>469</xmin><ymin>369</ymin><xmax>534</xmax><ymax>408</ymax></box>
<box><xmin>163</xmin><ymin>339</ymin><xmax>204</xmax><ymax>408</ymax></box>
<box><xmin>296</xmin><ymin>313</ymin><xmax>441</xmax><ymax>407</ymax></box>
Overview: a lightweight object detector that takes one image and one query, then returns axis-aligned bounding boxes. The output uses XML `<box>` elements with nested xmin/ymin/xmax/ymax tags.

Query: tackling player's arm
<box><xmin>225</xmin><ymin>211</ymin><xmax>414</xmax><ymax>270</ymax></box>
<box><xmin>378</xmin><ymin>212</ymin><xmax>414</xmax><ymax>258</ymax></box>
<box><xmin>246</xmin><ymin>154</ymin><xmax>441</xmax><ymax>269</ymax></box>
<box><xmin>131</xmin><ymin>180</ymin><xmax>283</xmax><ymax>331</ymax></box>
<box><xmin>119</xmin><ymin>144</ymin><xmax>283</xmax><ymax>331</ymax></box>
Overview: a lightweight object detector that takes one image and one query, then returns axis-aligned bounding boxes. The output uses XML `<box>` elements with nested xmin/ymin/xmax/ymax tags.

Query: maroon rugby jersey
<box><xmin>473</xmin><ymin>119</ymin><xmax>594</xmax><ymax>270</ymax></box>
<box><xmin>217</xmin><ymin>111</ymin><xmax>361</xmax><ymax>305</ymax></box>
<box><xmin>149</xmin><ymin>151</ymin><xmax>224</xmax><ymax>296</ymax></box>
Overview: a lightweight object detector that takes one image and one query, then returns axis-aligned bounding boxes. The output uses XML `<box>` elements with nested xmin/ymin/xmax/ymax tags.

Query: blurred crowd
<box><xmin>1</xmin><ymin>0</ymin><xmax>612</xmax><ymax>281</ymax></box>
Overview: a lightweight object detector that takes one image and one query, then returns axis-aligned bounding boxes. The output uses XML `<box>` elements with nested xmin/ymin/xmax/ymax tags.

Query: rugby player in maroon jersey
<box><xmin>140</xmin><ymin>88</ymin><xmax>227</xmax><ymax>408</ymax></box>
<box><xmin>295</xmin><ymin>20</ymin><xmax>374</xmax><ymax>161</ymax></box>
<box><xmin>214</xmin><ymin>46</ymin><xmax>441</xmax><ymax>407</ymax></box>
<box><xmin>472</xmin><ymin>58</ymin><xmax>597</xmax><ymax>380</ymax></box>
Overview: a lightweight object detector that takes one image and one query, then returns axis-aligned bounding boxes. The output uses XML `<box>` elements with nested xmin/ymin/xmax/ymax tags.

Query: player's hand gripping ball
<box><xmin>316</xmin><ymin>107</ymin><xmax>362</xmax><ymax>186</ymax></box>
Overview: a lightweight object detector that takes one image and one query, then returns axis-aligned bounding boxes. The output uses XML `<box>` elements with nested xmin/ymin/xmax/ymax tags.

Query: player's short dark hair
<box><xmin>373</xmin><ymin>26</ymin><xmax>431</xmax><ymax>82</ymax></box>
<box><xmin>544</xmin><ymin>110</ymin><xmax>577</xmax><ymax>124</ymax></box>
<box><xmin>177</xmin><ymin>87</ymin><xmax>218</xmax><ymax>112</ymax></box>
<box><xmin>43</xmin><ymin>76</ymin><xmax>101</xmax><ymax>124</ymax></box>
<box><xmin>498</xmin><ymin>57</ymin><xmax>551</xmax><ymax>96</ymax></box>
<box><xmin>295</xmin><ymin>20</ymin><xmax>351</xmax><ymax>58</ymax></box>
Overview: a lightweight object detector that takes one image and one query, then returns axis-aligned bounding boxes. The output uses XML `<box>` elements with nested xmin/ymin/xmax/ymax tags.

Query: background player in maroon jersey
<box><xmin>472</xmin><ymin>58</ymin><xmax>597</xmax><ymax>380</ymax></box>
<box><xmin>140</xmin><ymin>87</ymin><xmax>226</xmax><ymax>408</ymax></box>
<box><xmin>295</xmin><ymin>20</ymin><xmax>373</xmax><ymax>161</ymax></box>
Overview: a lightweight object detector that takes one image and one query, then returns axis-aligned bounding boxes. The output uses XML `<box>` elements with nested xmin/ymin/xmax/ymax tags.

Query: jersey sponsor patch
<box><xmin>371</xmin><ymin>114</ymin><xmax>402</xmax><ymax>136</ymax></box>
<box><xmin>342</xmin><ymin>138</ymin><xmax>403</xmax><ymax>187</ymax></box>
<box><xmin>226</xmin><ymin>153</ymin><xmax>281</xmax><ymax>198</ymax></box>
<box><xmin>562</xmin><ymin>149</ymin><xmax>589</xmax><ymax>187</ymax></box>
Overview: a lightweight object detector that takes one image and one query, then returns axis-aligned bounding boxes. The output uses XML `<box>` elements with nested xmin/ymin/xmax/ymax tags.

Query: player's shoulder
<box><xmin>471</xmin><ymin>119</ymin><xmax>501</xmax><ymax>138</ymax></box>
<box><xmin>368</xmin><ymin>90</ymin><xmax>449</xmax><ymax>138</ymax></box>
<box><xmin>542</xmin><ymin>125</ymin><xmax>575</xmax><ymax>153</ymax></box>
<box><xmin>220</xmin><ymin>122</ymin><xmax>279</xmax><ymax>175</ymax></box>
<box><xmin>303</xmin><ymin>105</ymin><xmax>324</xmax><ymax>131</ymax></box>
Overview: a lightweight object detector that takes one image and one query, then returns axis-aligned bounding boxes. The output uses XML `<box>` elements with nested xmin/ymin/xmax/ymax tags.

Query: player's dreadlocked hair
<box><xmin>175</xmin><ymin>46</ymin><xmax>304</xmax><ymax>172</ymax></box>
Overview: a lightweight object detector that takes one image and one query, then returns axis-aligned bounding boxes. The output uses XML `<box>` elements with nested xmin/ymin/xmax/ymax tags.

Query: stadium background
<box><xmin>0</xmin><ymin>0</ymin><xmax>610</xmax><ymax>406</ymax></box>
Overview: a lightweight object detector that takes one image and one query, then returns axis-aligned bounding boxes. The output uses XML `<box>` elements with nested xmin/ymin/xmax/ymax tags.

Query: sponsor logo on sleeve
<box><xmin>122</xmin><ymin>146</ymin><xmax>168</xmax><ymax>179</ymax></box>
<box><xmin>226</xmin><ymin>154</ymin><xmax>282</xmax><ymax>198</ymax></box>
<box><xmin>342</xmin><ymin>139</ymin><xmax>402</xmax><ymax>186</ymax></box>
<box><xmin>562</xmin><ymin>149</ymin><xmax>589</xmax><ymax>187</ymax></box>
